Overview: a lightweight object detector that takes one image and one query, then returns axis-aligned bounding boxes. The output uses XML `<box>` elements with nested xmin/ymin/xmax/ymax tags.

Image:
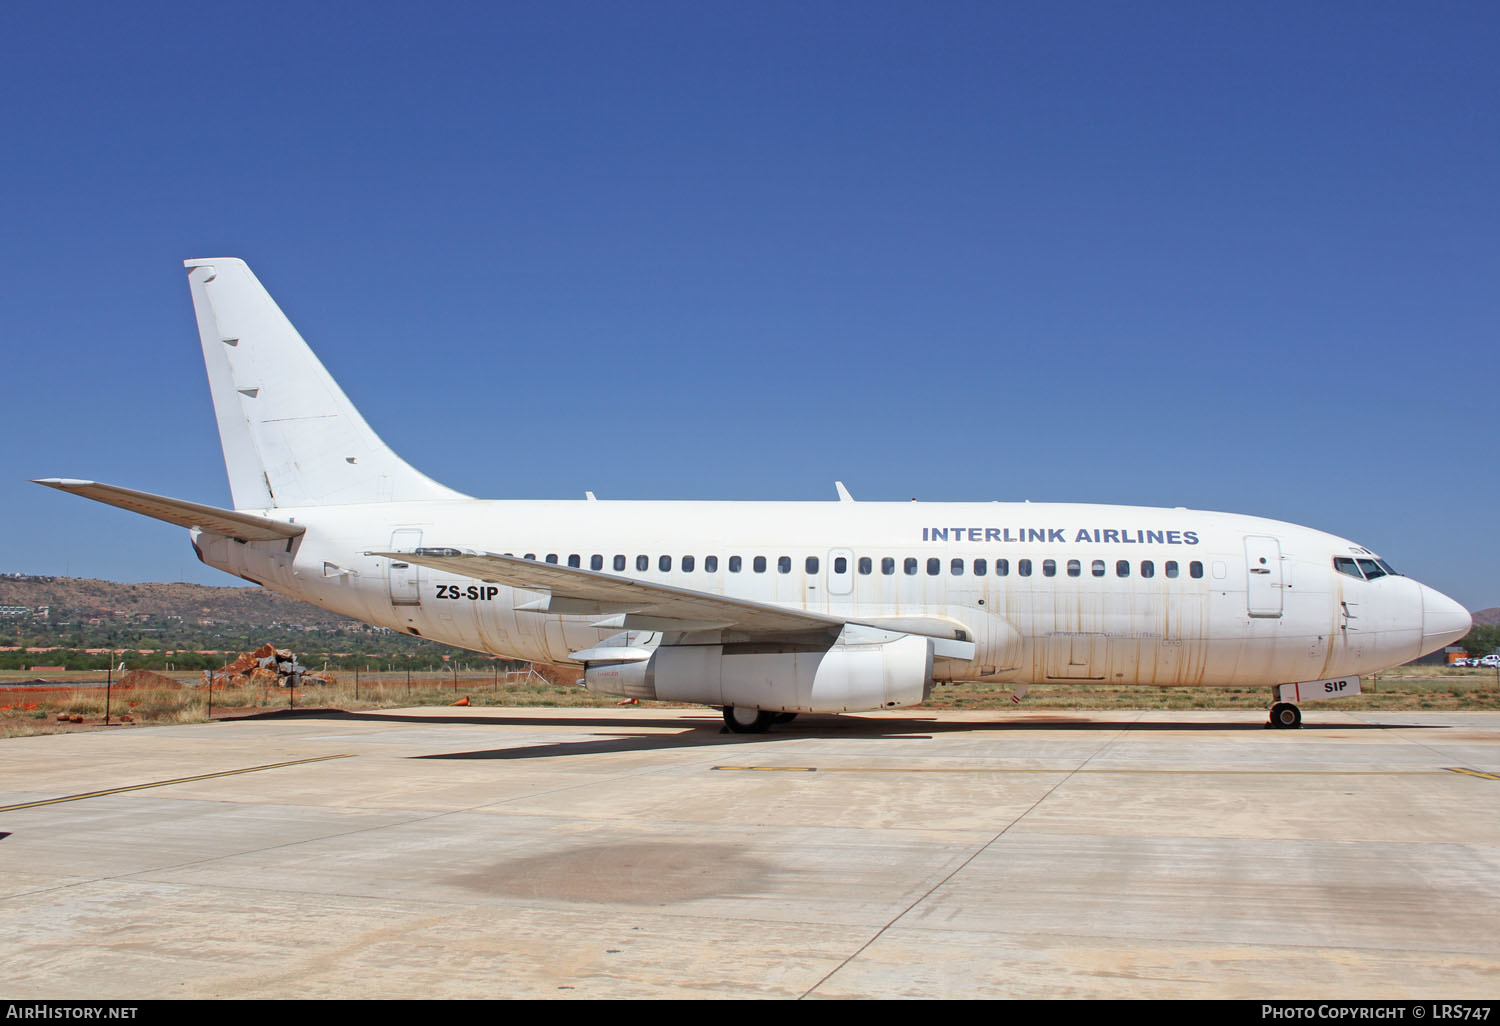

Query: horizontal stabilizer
<box><xmin>34</xmin><ymin>479</ymin><xmax>305</xmax><ymax>542</ymax></box>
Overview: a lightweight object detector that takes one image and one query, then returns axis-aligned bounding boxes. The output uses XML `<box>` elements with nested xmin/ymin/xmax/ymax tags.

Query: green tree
<box><xmin>1457</xmin><ymin>624</ymin><xmax>1500</xmax><ymax>657</ymax></box>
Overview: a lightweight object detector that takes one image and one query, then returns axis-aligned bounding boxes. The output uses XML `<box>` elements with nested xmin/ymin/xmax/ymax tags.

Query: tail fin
<box><xmin>185</xmin><ymin>258</ymin><xmax>468</xmax><ymax>509</ymax></box>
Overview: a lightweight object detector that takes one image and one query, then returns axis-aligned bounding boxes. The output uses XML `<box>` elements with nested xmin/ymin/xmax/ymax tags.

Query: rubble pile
<box><xmin>116</xmin><ymin>669</ymin><xmax>181</xmax><ymax>690</ymax></box>
<box><xmin>209</xmin><ymin>643</ymin><xmax>332</xmax><ymax>688</ymax></box>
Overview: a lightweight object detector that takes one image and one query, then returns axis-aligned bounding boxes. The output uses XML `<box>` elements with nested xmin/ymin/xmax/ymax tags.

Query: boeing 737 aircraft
<box><xmin>37</xmin><ymin>258</ymin><xmax>1472</xmax><ymax>731</ymax></box>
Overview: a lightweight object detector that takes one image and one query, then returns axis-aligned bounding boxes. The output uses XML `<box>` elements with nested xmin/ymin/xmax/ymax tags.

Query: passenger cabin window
<box><xmin>808</xmin><ymin>556</ymin><xmax>821</xmax><ymax>574</ymax></box>
<box><xmin>729</xmin><ymin>556</ymin><xmax>742</xmax><ymax>573</ymax></box>
<box><xmin>858</xmin><ymin>557</ymin><xmax>872</xmax><ymax>575</ymax></box>
<box><xmin>1141</xmin><ymin>560</ymin><xmax>1154</xmax><ymax>579</ymax></box>
<box><xmin>905</xmin><ymin>558</ymin><xmax>918</xmax><ymax>575</ymax></box>
<box><xmin>1189</xmin><ymin>561</ymin><xmax>1204</xmax><ymax>579</ymax></box>
<box><xmin>545</xmin><ymin>554</ymin><xmax>558</xmax><ymax>564</ymax></box>
<box><xmin>1165</xmin><ymin>560</ymin><xmax>1179</xmax><ymax>578</ymax></box>
<box><xmin>1018</xmin><ymin>559</ymin><xmax>1031</xmax><ymax>577</ymax></box>
<box><xmin>973</xmin><ymin>558</ymin><xmax>987</xmax><ymax>576</ymax></box>
<box><xmin>754</xmin><ymin>556</ymin><xmax>767</xmax><ymax>573</ymax></box>
<box><xmin>705</xmin><ymin>556</ymin><xmax>718</xmax><ymax>572</ymax></box>
<box><xmin>659</xmin><ymin>555</ymin><xmax>672</xmax><ymax>572</ymax></box>
<box><xmin>995</xmin><ymin>558</ymin><xmax>1009</xmax><ymax>576</ymax></box>
<box><xmin>882</xmin><ymin>557</ymin><xmax>895</xmax><ymax>575</ymax></box>
<box><xmin>524</xmin><ymin>553</ymin><xmax>536</xmax><ymax>561</ymax></box>
<box><xmin>614</xmin><ymin>555</ymin><xmax>626</xmax><ymax>572</ymax></box>
<box><xmin>778</xmin><ymin>556</ymin><xmax>791</xmax><ymax>574</ymax></box>
<box><xmin>927</xmin><ymin>558</ymin><xmax>941</xmax><ymax>576</ymax></box>
<box><xmin>952</xmin><ymin>558</ymin><xmax>965</xmax><ymax>576</ymax></box>
<box><xmin>567</xmin><ymin>554</ymin><xmax>580</xmax><ymax>568</ymax></box>
<box><xmin>1067</xmin><ymin>559</ymin><xmax>1081</xmax><ymax>578</ymax></box>
<box><xmin>683</xmin><ymin>555</ymin><xmax>695</xmax><ymax>572</ymax></box>
<box><xmin>831</xmin><ymin>556</ymin><xmax>844</xmax><ymax>574</ymax></box>
<box><xmin>636</xmin><ymin>555</ymin><xmax>649</xmax><ymax>572</ymax></box>
<box><xmin>1042</xmin><ymin>559</ymin><xmax>1056</xmax><ymax>577</ymax></box>
<box><xmin>1116</xmin><ymin>560</ymin><xmax>1130</xmax><ymax>578</ymax></box>
<box><xmin>590</xmin><ymin>555</ymin><xmax>603</xmax><ymax>571</ymax></box>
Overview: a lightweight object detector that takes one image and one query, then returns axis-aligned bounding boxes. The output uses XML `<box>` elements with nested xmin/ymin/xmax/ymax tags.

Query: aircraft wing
<box><xmin>34</xmin><ymin>479</ymin><xmax>305</xmax><ymax>542</ymax></box>
<box><xmin>372</xmin><ymin>549</ymin><xmax>846</xmax><ymax>634</ymax></box>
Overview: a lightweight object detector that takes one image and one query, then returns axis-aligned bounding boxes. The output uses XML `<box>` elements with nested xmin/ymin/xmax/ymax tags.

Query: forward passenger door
<box><xmin>1244</xmin><ymin>535</ymin><xmax>1283</xmax><ymax>618</ymax></box>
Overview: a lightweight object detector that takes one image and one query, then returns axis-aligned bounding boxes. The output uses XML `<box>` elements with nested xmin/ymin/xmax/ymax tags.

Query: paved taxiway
<box><xmin>2</xmin><ymin>706</ymin><xmax>1498</xmax><ymax>998</ymax></box>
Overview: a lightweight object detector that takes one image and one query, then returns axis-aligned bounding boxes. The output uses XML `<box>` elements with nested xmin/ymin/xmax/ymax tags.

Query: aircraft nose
<box><xmin>1421</xmin><ymin>584</ymin><xmax>1472</xmax><ymax>649</ymax></box>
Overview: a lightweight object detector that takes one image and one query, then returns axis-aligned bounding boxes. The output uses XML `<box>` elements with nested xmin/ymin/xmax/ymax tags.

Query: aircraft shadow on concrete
<box><xmin>226</xmin><ymin>707</ymin><xmax>1445</xmax><ymax>762</ymax></box>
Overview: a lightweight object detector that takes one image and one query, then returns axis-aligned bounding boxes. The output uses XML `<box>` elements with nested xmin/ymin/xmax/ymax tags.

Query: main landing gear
<box><xmin>723</xmin><ymin>706</ymin><xmax>774</xmax><ymax>733</ymax></box>
<box><xmin>1268</xmin><ymin>701</ymin><xmax>1302</xmax><ymax>729</ymax></box>
<box><xmin>721</xmin><ymin>707</ymin><xmax>797</xmax><ymax>733</ymax></box>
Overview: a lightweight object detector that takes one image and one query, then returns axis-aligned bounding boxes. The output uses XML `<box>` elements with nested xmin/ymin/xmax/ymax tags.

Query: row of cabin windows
<box><xmin>514</xmin><ymin>552</ymin><xmax>1206</xmax><ymax>580</ymax></box>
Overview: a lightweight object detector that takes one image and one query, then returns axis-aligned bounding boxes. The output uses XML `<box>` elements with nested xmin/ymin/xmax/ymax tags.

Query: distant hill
<box><xmin>0</xmin><ymin>574</ymin><xmax>360</xmax><ymax>630</ymax></box>
<box><xmin>1473</xmin><ymin>608</ymin><xmax>1500</xmax><ymax>626</ymax></box>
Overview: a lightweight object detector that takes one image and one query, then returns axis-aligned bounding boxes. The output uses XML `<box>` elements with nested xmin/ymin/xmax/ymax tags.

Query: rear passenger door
<box><xmin>387</xmin><ymin>528</ymin><xmax>423</xmax><ymax>606</ymax></box>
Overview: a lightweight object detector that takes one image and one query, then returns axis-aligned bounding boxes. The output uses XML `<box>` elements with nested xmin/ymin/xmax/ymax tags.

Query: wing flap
<box><xmin>34</xmin><ymin>479</ymin><xmax>305</xmax><ymax>542</ymax></box>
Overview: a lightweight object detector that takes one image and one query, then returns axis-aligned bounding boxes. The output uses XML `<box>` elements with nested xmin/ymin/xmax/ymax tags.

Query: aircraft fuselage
<box><xmin>191</xmin><ymin>496</ymin><xmax>1462</xmax><ymax>688</ymax></box>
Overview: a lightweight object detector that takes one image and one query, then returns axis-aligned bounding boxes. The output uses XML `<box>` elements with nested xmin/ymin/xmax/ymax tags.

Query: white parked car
<box><xmin>1480</xmin><ymin>654</ymin><xmax>1500</xmax><ymax>668</ymax></box>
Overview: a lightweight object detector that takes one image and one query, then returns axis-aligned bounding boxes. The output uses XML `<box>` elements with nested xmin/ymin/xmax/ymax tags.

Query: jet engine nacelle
<box><xmin>580</xmin><ymin>626</ymin><xmax>934</xmax><ymax>714</ymax></box>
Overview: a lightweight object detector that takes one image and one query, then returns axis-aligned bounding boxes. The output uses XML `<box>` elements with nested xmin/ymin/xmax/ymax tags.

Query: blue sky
<box><xmin>3</xmin><ymin>1</ymin><xmax>1496</xmax><ymax>609</ymax></box>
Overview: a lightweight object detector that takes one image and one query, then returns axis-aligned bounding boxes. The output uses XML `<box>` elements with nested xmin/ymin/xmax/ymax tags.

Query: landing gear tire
<box><xmin>772</xmin><ymin>712</ymin><xmax>798</xmax><ymax>724</ymax></box>
<box><xmin>723</xmin><ymin>706</ymin><xmax>776</xmax><ymax>733</ymax></box>
<box><xmin>1269</xmin><ymin>702</ymin><xmax>1302</xmax><ymax>729</ymax></box>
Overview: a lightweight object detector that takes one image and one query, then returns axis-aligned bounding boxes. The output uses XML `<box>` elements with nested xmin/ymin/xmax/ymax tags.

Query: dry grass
<box><xmin>925</xmin><ymin>674</ymin><xmax>1500</xmax><ymax>713</ymax></box>
<box><xmin>0</xmin><ymin>670</ymin><xmax>665</xmax><ymax>738</ymax></box>
<box><xmin>2</xmin><ymin>667</ymin><xmax>1497</xmax><ymax>738</ymax></box>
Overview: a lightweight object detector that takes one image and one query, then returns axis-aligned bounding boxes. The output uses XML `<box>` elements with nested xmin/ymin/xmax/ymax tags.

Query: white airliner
<box><xmin>37</xmin><ymin>258</ymin><xmax>1472</xmax><ymax>731</ymax></box>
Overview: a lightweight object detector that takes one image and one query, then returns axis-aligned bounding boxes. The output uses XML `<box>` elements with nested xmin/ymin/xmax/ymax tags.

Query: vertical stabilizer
<box><xmin>185</xmin><ymin>258</ymin><xmax>468</xmax><ymax>509</ymax></box>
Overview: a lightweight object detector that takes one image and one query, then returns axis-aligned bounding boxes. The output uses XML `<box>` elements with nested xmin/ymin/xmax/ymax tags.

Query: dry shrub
<box><xmin>117</xmin><ymin>669</ymin><xmax>181</xmax><ymax>690</ymax></box>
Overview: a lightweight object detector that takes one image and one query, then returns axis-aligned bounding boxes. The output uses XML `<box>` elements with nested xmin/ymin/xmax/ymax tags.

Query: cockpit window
<box><xmin>1375</xmin><ymin>558</ymin><xmax>1399</xmax><ymax>576</ymax></box>
<box><xmin>1334</xmin><ymin>557</ymin><xmax>1363</xmax><ymax>580</ymax></box>
<box><xmin>1356</xmin><ymin>558</ymin><xmax>1386</xmax><ymax>581</ymax></box>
